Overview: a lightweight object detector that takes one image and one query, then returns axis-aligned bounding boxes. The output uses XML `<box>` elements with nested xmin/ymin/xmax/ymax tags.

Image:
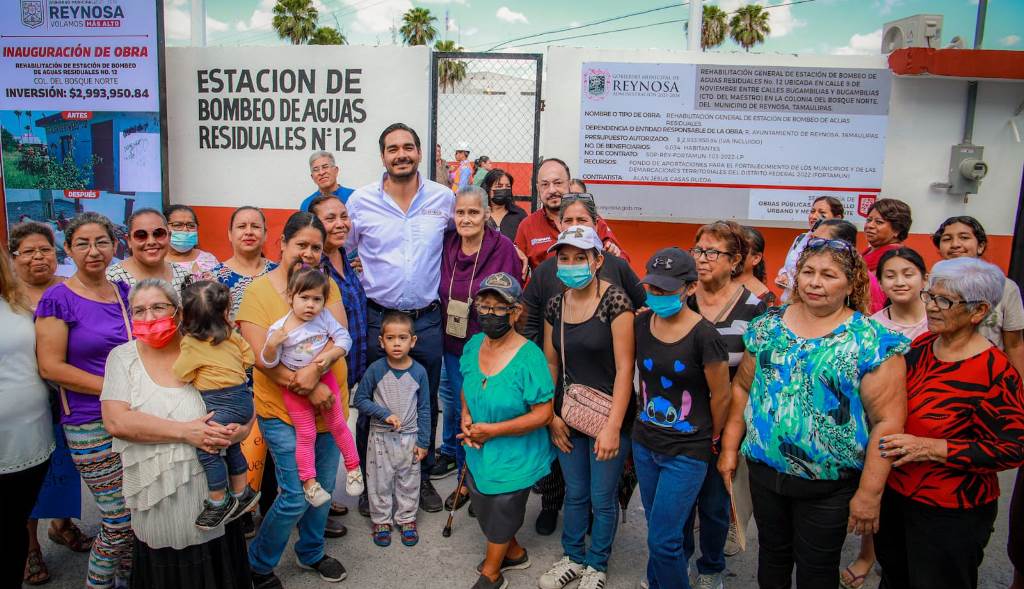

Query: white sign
<box><xmin>166</xmin><ymin>46</ymin><xmax>431</xmax><ymax>209</ymax></box>
<box><xmin>578</xmin><ymin>62</ymin><xmax>891</xmax><ymax>222</ymax></box>
<box><xmin>119</xmin><ymin>131</ymin><xmax>160</xmax><ymax>192</ymax></box>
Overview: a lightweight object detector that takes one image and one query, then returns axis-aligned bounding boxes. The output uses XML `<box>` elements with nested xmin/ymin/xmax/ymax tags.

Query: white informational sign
<box><xmin>578</xmin><ymin>62</ymin><xmax>891</xmax><ymax>222</ymax></box>
<box><xmin>119</xmin><ymin>131</ymin><xmax>161</xmax><ymax>192</ymax></box>
<box><xmin>165</xmin><ymin>46</ymin><xmax>431</xmax><ymax>209</ymax></box>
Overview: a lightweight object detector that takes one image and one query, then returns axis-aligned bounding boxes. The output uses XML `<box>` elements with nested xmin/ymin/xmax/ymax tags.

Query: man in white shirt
<box><xmin>346</xmin><ymin>123</ymin><xmax>453</xmax><ymax>514</ymax></box>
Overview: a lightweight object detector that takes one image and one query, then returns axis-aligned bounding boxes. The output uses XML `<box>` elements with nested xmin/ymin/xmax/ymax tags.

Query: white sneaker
<box><xmin>639</xmin><ymin>580</ymin><xmax>649</xmax><ymax>589</ymax></box>
<box><xmin>345</xmin><ymin>469</ymin><xmax>364</xmax><ymax>496</ymax></box>
<box><xmin>723</xmin><ymin>522</ymin><xmax>742</xmax><ymax>556</ymax></box>
<box><xmin>304</xmin><ymin>481</ymin><xmax>331</xmax><ymax>507</ymax></box>
<box><xmin>538</xmin><ymin>556</ymin><xmax>585</xmax><ymax>589</ymax></box>
<box><xmin>578</xmin><ymin>567</ymin><xmax>607</xmax><ymax>589</ymax></box>
<box><xmin>693</xmin><ymin>572</ymin><xmax>724</xmax><ymax>589</ymax></box>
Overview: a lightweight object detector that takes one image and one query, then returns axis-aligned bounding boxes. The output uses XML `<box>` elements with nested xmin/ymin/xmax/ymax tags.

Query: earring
<box><xmin>845</xmin><ymin>294</ymin><xmax>851</xmax><ymax>308</ymax></box>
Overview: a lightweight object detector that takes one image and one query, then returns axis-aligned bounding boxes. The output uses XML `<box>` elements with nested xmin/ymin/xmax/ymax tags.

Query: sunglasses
<box><xmin>562</xmin><ymin>193</ymin><xmax>595</xmax><ymax>204</ymax></box>
<box><xmin>131</xmin><ymin>227</ymin><xmax>169</xmax><ymax>241</ymax></box>
<box><xmin>805</xmin><ymin>237</ymin><xmax>856</xmax><ymax>257</ymax></box>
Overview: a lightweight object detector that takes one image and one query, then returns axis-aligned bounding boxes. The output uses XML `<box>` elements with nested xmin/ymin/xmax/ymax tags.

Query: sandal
<box><xmin>24</xmin><ymin>548</ymin><xmax>50</xmax><ymax>585</ymax></box>
<box><xmin>48</xmin><ymin>521</ymin><xmax>94</xmax><ymax>553</ymax></box>
<box><xmin>840</xmin><ymin>565</ymin><xmax>869</xmax><ymax>589</ymax></box>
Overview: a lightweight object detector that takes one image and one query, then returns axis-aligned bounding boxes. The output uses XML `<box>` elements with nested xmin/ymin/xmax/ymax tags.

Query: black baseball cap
<box><xmin>640</xmin><ymin>247</ymin><xmax>698</xmax><ymax>291</ymax></box>
<box><xmin>476</xmin><ymin>272</ymin><xmax>522</xmax><ymax>303</ymax></box>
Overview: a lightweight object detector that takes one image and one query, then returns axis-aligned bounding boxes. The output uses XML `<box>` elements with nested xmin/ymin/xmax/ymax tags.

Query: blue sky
<box><xmin>164</xmin><ymin>0</ymin><xmax>1023</xmax><ymax>55</ymax></box>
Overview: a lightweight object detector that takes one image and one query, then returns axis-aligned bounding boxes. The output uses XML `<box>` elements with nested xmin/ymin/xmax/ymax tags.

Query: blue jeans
<box><xmin>683</xmin><ymin>453</ymin><xmax>730</xmax><ymax>575</ymax></box>
<box><xmin>197</xmin><ymin>383</ymin><xmax>254</xmax><ymax>491</ymax></box>
<box><xmin>558</xmin><ymin>431</ymin><xmax>629</xmax><ymax>572</ymax></box>
<box><xmin>633</xmin><ymin>440</ymin><xmax>708</xmax><ymax>589</ymax></box>
<box><xmin>439</xmin><ymin>351</ymin><xmax>466</xmax><ymax>471</ymax></box>
<box><xmin>249</xmin><ymin>417</ymin><xmax>341</xmax><ymax>574</ymax></box>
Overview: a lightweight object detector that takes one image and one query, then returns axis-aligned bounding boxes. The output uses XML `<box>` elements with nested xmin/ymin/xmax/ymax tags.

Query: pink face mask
<box><xmin>131</xmin><ymin>315</ymin><xmax>178</xmax><ymax>348</ymax></box>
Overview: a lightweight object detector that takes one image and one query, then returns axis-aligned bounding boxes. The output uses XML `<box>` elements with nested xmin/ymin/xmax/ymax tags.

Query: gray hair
<box><xmin>129</xmin><ymin>278</ymin><xmax>181</xmax><ymax>309</ymax></box>
<box><xmin>559</xmin><ymin>195</ymin><xmax>599</xmax><ymax>223</ymax></box>
<box><xmin>928</xmin><ymin>257</ymin><xmax>1005</xmax><ymax>309</ymax></box>
<box><xmin>456</xmin><ymin>185</ymin><xmax>489</xmax><ymax>210</ymax></box>
<box><xmin>308</xmin><ymin>151</ymin><xmax>336</xmax><ymax>170</ymax></box>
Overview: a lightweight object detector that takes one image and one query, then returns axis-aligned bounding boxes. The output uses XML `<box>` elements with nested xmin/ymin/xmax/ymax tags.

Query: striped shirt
<box><xmin>690</xmin><ymin>286</ymin><xmax>767</xmax><ymax>379</ymax></box>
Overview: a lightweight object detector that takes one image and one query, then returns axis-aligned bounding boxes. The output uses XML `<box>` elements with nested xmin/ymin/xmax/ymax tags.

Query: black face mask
<box><xmin>490</xmin><ymin>188</ymin><xmax>513</xmax><ymax>206</ymax></box>
<box><xmin>478</xmin><ymin>312</ymin><xmax>513</xmax><ymax>339</ymax></box>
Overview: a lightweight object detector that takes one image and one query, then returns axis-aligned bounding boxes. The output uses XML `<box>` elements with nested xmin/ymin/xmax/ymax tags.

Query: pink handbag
<box><xmin>558</xmin><ymin>297</ymin><xmax>613</xmax><ymax>438</ymax></box>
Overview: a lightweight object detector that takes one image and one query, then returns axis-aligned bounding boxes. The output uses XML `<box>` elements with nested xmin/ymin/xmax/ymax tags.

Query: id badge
<box><xmin>446</xmin><ymin>299</ymin><xmax>470</xmax><ymax>338</ymax></box>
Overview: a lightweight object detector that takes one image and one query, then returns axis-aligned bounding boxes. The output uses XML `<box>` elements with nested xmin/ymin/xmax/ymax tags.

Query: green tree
<box><xmin>700</xmin><ymin>5</ymin><xmax>729</xmax><ymax>50</ymax></box>
<box><xmin>272</xmin><ymin>0</ymin><xmax>319</xmax><ymax>45</ymax></box>
<box><xmin>12</xmin><ymin>110</ymin><xmax>23</xmax><ymax>135</ymax></box>
<box><xmin>434</xmin><ymin>40</ymin><xmax>467</xmax><ymax>93</ymax></box>
<box><xmin>729</xmin><ymin>4</ymin><xmax>771</xmax><ymax>52</ymax></box>
<box><xmin>309</xmin><ymin>26</ymin><xmax>346</xmax><ymax>45</ymax></box>
<box><xmin>400</xmin><ymin>7</ymin><xmax>437</xmax><ymax>46</ymax></box>
<box><xmin>1</xmin><ymin>127</ymin><xmax>17</xmax><ymax>152</ymax></box>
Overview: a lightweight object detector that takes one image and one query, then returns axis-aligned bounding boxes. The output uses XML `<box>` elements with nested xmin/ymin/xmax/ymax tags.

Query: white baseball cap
<box><xmin>455</xmin><ymin>142</ymin><xmax>471</xmax><ymax>153</ymax></box>
<box><xmin>547</xmin><ymin>225</ymin><xmax>603</xmax><ymax>254</ymax></box>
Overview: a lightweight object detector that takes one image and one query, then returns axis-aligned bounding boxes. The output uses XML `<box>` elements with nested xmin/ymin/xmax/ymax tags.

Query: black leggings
<box><xmin>0</xmin><ymin>459</ymin><xmax>49</xmax><ymax>588</ymax></box>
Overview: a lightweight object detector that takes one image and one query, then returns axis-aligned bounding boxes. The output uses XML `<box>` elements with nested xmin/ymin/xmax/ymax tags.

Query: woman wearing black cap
<box><xmin>633</xmin><ymin>247</ymin><xmax>732</xmax><ymax>589</ymax></box>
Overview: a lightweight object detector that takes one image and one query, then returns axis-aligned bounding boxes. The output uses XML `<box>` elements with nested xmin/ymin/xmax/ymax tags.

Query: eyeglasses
<box><xmin>475</xmin><ymin>303</ymin><xmax>515</xmax><ymax>317</ymax></box>
<box><xmin>804</xmin><ymin>237</ymin><xmax>857</xmax><ymax>257</ymax></box>
<box><xmin>920</xmin><ymin>290</ymin><xmax>981</xmax><ymax>311</ymax></box>
<box><xmin>311</xmin><ymin>164</ymin><xmax>336</xmax><ymax>174</ymax></box>
<box><xmin>70</xmin><ymin>239</ymin><xmax>115</xmax><ymax>253</ymax></box>
<box><xmin>130</xmin><ymin>303</ymin><xmax>176</xmax><ymax>319</ymax></box>
<box><xmin>131</xmin><ymin>227</ymin><xmax>169</xmax><ymax>241</ymax></box>
<box><xmin>13</xmin><ymin>246</ymin><xmax>55</xmax><ymax>258</ymax></box>
<box><xmin>168</xmin><ymin>221</ymin><xmax>198</xmax><ymax>231</ymax></box>
<box><xmin>690</xmin><ymin>247</ymin><xmax>733</xmax><ymax>262</ymax></box>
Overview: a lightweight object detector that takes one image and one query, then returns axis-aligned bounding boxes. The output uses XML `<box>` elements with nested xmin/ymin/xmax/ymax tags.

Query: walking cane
<box><xmin>442</xmin><ymin>464</ymin><xmax>469</xmax><ymax>537</ymax></box>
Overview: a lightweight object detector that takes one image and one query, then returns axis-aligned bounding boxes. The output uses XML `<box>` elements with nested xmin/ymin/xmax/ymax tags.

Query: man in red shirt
<box><xmin>514</xmin><ymin>158</ymin><xmax>626</xmax><ymax>270</ymax></box>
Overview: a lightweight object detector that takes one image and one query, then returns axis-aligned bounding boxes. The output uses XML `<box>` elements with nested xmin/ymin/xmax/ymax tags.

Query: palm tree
<box><xmin>310</xmin><ymin>26</ymin><xmax>346</xmax><ymax>45</ymax></box>
<box><xmin>272</xmin><ymin>0</ymin><xmax>319</xmax><ymax>45</ymax></box>
<box><xmin>434</xmin><ymin>40</ymin><xmax>467</xmax><ymax>93</ymax></box>
<box><xmin>12</xmin><ymin>110</ymin><xmax>22</xmax><ymax>135</ymax></box>
<box><xmin>729</xmin><ymin>4</ymin><xmax>771</xmax><ymax>52</ymax></box>
<box><xmin>400</xmin><ymin>7</ymin><xmax>437</xmax><ymax>46</ymax></box>
<box><xmin>701</xmin><ymin>5</ymin><xmax>729</xmax><ymax>50</ymax></box>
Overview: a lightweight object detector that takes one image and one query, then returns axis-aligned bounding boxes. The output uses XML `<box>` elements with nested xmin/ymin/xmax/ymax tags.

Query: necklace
<box><xmin>72</xmin><ymin>275</ymin><xmax>115</xmax><ymax>303</ymax></box>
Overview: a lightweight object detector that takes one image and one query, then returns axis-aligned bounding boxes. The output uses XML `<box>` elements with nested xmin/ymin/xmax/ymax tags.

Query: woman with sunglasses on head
<box><xmin>874</xmin><ymin>257</ymin><xmax>1024</xmax><ymax>589</ymax></box>
<box><xmin>164</xmin><ymin>205</ymin><xmax>219</xmax><ymax>279</ymax></box>
<box><xmin>35</xmin><ymin>212</ymin><xmax>136</xmax><ymax>588</ymax></box>
<box><xmin>481</xmin><ymin>169</ymin><xmax>528</xmax><ymax>241</ymax></box>
<box><xmin>813</xmin><ymin>219</ymin><xmax>887</xmax><ymax>314</ymax></box>
<box><xmin>106</xmin><ymin>209</ymin><xmax>191</xmax><ymax>292</ymax></box>
<box><xmin>777</xmin><ymin>196</ymin><xmax>843</xmax><ymax>303</ymax></box>
<box><xmin>719</xmin><ymin>236</ymin><xmax>909</xmax><ymax>589</ymax></box>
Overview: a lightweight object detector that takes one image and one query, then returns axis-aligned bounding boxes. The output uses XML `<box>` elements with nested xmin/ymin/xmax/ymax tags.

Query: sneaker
<box><xmin>345</xmin><ymin>469</ymin><xmax>364</xmax><ymax>496</ymax></box>
<box><xmin>358</xmin><ymin>491</ymin><xmax>370</xmax><ymax>517</ymax></box>
<box><xmin>420</xmin><ymin>479</ymin><xmax>443</xmax><ymax>512</ymax></box>
<box><xmin>227</xmin><ymin>486</ymin><xmax>261</xmax><ymax>523</ymax></box>
<box><xmin>640</xmin><ymin>580</ymin><xmax>649</xmax><ymax>589</ymax></box>
<box><xmin>251</xmin><ymin>570</ymin><xmax>283</xmax><ymax>589</ymax></box>
<box><xmin>723</xmin><ymin>522</ymin><xmax>742</xmax><ymax>556</ymax></box>
<box><xmin>538</xmin><ymin>556</ymin><xmax>585</xmax><ymax>589</ymax></box>
<box><xmin>430</xmin><ymin>452</ymin><xmax>457</xmax><ymax>479</ymax></box>
<box><xmin>195</xmin><ymin>495</ymin><xmax>237</xmax><ymax>530</ymax></box>
<box><xmin>399</xmin><ymin>521</ymin><xmax>419</xmax><ymax>546</ymax></box>
<box><xmin>578</xmin><ymin>567</ymin><xmax>607</xmax><ymax>589</ymax></box>
<box><xmin>296</xmin><ymin>554</ymin><xmax>347</xmax><ymax>582</ymax></box>
<box><xmin>372</xmin><ymin>523</ymin><xmax>392</xmax><ymax>547</ymax></box>
<box><xmin>535</xmin><ymin>508</ymin><xmax>559</xmax><ymax>536</ymax></box>
<box><xmin>472</xmin><ymin>573</ymin><xmax>509</xmax><ymax>589</ymax></box>
<box><xmin>304</xmin><ymin>481</ymin><xmax>331</xmax><ymax>507</ymax></box>
<box><xmin>693</xmin><ymin>572</ymin><xmax>724</xmax><ymax>589</ymax></box>
<box><xmin>476</xmin><ymin>548</ymin><xmax>530</xmax><ymax>573</ymax></box>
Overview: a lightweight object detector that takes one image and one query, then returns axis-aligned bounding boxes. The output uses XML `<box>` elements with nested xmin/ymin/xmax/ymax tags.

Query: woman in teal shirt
<box><xmin>460</xmin><ymin>272</ymin><xmax>555</xmax><ymax>589</ymax></box>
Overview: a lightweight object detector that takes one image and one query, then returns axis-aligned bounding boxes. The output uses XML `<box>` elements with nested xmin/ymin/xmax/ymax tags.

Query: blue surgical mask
<box><xmin>556</xmin><ymin>263</ymin><xmax>594</xmax><ymax>289</ymax></box>
<box><xmin>169</xmin><ymin>230</ymin><xmax>199</xmax><ymax>253</ymax></box>
<box><xmin>646</xmin><ymin>293</ymin><xmax>684</xmax><ymax>318</ymax></box>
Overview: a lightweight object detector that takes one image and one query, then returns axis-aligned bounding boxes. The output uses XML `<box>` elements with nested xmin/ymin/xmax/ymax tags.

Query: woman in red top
<box><xmin>875</xmin><ymin>257</ymin><xmax>1024</xmax><ymax>589</ymax></box>
<box><xmin>862</xmin><ymin>198</ymin><xmax>912</xmax><ymax>272</ymax></box>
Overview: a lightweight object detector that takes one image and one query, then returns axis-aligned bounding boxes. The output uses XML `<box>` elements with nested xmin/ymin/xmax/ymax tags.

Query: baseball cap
<box><xmin>456</xmin><ymin>142</ymin><xmax>471</xmax><ymax>153</ymax></box>
<box><xmin>546</xmin><ymin>225</ymin><xmax>604</xmax><ymax>254</ymax></box>
<box><xmin>476</xmin><ymin>272</ymin><xmax>522</xmax><ymax>304</ymax></box>
<box><xmin>640</xmin><ymin>247</ymin><xmax>698</xmax><ymax>292</ymax></box>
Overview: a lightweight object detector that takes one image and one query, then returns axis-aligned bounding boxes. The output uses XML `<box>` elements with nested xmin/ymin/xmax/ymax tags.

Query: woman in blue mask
<box><xmin>633</xmin><ymin>247</ymin><xmax>732</xmax><ymax>589</ymax></box>
<box><xmin>539</xmin><ymin>225</ymin><xmax>635</xmax><ymax>589</ymax></box>
<box><xmin>164</xmin><ymin>205</ymin><xmax>219</xmax><ymax>280</ymax></box>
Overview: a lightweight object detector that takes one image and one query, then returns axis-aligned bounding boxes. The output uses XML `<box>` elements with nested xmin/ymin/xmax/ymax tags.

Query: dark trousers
<box><xmin>197</xmin><ymin>383</ymin><xmax>254</xmax><ymax>491</ymax></box>
<box><xmin>875</xmin><ymin>487</ymin><xmax>997</xmax><ymax>589</ymax></box>
<box><xmin>537</xmin><ymin>458</ymin><xmax>566</xmax><ymax>512</ymax></box>
<box><xmin>0</xmin><ymin>459</ymin><xmax>49</xmax><ymax>588</ymax></box>
<box><xmin>747</xmin><ymin>460</ymin><xmax>857</xmax><ymax>589</ymax></box>
<box><xmin>357</xmin><ymin>303</ymin><xmax>442</xmax><ymax>477</ymax></box>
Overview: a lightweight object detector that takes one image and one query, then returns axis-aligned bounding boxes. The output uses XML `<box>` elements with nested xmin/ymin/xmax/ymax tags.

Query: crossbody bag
<box><xmin>558</xmin><ymin>293</ymin><xmax>614</xmax><ymax>438</ymax></box>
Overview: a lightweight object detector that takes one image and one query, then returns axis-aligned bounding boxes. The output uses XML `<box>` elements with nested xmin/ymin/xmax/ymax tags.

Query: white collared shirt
<box><xmin>348</xmin><ymin>173</ymin><xmax>454</xmax><ymax>310</ymax></box>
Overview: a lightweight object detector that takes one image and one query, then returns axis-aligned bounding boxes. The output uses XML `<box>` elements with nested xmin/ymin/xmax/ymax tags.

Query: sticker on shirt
<box><xmin>530</xmin><ymin>236</ymin><xmax>553</xmax><ymax>246</ymax></box>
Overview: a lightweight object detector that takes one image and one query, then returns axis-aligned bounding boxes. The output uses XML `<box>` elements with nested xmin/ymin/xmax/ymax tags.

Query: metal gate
<box><xmin>429</xmin><ymin>51</ymin><xmax>543</xmax><ymax>208</ymax></box>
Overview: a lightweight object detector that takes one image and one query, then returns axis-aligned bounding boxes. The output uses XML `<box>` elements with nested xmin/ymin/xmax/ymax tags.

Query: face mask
<box><xmin>132</xmin><ymin>315</ymin><xmax>178</xmax><ymax>348</ymax></box>
<box><xmin>478</xmin><ymin>312</ymin><xmax>513</xmax><ymax>339</ymax></box>
<box><xmin>557</xmin><ymin>263</ymin><xmax>594</xmax><ymax>290</ymax></box>
<box><xmin>646</xmin><ymin>293</ymin><xmax>684</xmax><ymax>318</ymax></box>
<box><xmin>490</xmin><ymin>188</ymin><xmax>513</xmax><ymax>206</ymax></box>
<box><xmin>169</xmin><ymin>230</ymin><xmax>198</xmax><ymax>253</ymax></box>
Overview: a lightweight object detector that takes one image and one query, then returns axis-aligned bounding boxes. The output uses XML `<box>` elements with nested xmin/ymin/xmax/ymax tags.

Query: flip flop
<box><xmin>24</xmin><ymin>548</ymin><xmax>50</xmax><ymax>585</ymax></box>
<box><xmin>840</xmin><ymin>565</ymin><xmax>868</xmax><ymax>589</ymax></box>
<box><xmin>48</xmin><ymin>521</ymin><xmax>94</xmax><ymax>553</ymax></box>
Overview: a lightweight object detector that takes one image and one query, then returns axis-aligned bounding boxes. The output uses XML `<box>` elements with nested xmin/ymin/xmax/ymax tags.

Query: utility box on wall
<box><xmin>948</xmin><ymin>143</ymin><xmax>988</xmax><ymax>196</ymax></box>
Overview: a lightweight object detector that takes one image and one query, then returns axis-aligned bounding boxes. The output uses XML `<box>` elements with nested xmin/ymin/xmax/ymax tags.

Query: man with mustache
<box><xmin>301</xmin><ymin>151</ymin><xmax>355</xmax><ymax>212</ymax></box>
<box><xmin>346</xmin><ymin>123</ymin><xmax>454</xmax><ymax>516</ymax></box>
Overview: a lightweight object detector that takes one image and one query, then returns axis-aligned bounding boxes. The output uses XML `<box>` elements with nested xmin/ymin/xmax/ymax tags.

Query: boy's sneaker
<box><xmin>476</xmin><ymin>548</ymin><xmax>530</xmax><ymax>573</ymax></box>
<box><xmin>251</xmin><ymin>570</ymin><xmax>283</xmax><ymax>589</ymax></box>
<box><xmin>723</xmin><ymin>522</ymin><xmax>742</xmax><ymax>556</ymax></box>
<box><xmin>471</xmin><ymin>573</ymin><xmax>509</xmax><ymax>589</ymax></box>
<box><xmin>693</xmin><ymin>573</ymin><xmax>724</xmax><ymax>589</ymax></box>
<box><xmin>227</xmin><ymin>486</ymin><xmax>261</xmax><ymax>523</ymax></box>
<box><xmin>399</xmin><ymin>521</ymin><xmax>419</xmax><ymax>546</ymax></box>
<box><xmin>345</xmin><ymin>469</ymin><xmax>364</xmax><ymax>496</ymax></box>
<box><xmin>372</xmin><ymin>523</ymin><xmax>392</xmax><ymax>547</ymax></box>
<box><xmin>304</xmin><ymin>481</ymin><xmax>332</xmax><ymax>507</ymax></box>
<box><xmin>430</xmin><ymin>452</ymin><xmax>457</xmax><ymax>479</ymax></box>
<box><xmin>538</xmin><ymin>556</ymin><xmax>585</xmax><ymax>589</ymax></box>
<box><xmin>296</xmin><ymin>555</ymin><xmax>346</xmax><ymax>582</ymax></box>
<box><xmin>195</xmin><ymin>495</ymin><xmax>237</xmax><ymax>530</ymax></box>
<box><xmin>578</xmin><ymin>567</ymin><xmax>607</xmax><ymax>589</ymax></box>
